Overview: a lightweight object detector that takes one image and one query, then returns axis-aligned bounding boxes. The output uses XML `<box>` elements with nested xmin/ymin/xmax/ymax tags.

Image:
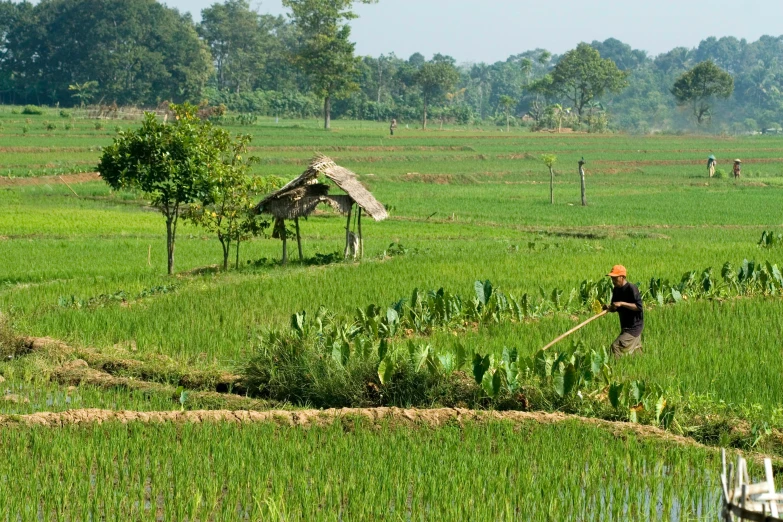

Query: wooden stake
<box><xmin>59</xmin><ymin>175</ymin><xmax>79</xmax><ymax>197</ymax></box>
<box><xmin>578</xmin><ymin>159</ymin><xmax>587</xmax><ymax>206</ymax></box>
<box><xmin>540</xmin><ymin>310</ymin><xmax>608</xmax><ymax>352</ymax></box>
<box><xmin>295</xmin><ymin>217</ymin><xmax>303</xmax><ymax>261</ymax></box>
<box><xmin>147</xmin><ymin>245</ymin><xmax>151</xmax><ymax>267</ymax></box>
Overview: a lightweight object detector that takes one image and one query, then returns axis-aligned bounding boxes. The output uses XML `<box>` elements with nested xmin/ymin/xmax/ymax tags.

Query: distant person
<box><xmin>733</xmin><ymin>159</ymin><xmax>742</xmax><ymax>178</ymax></box>
<box><xmin>390</xmin><ymin>118</ymin><xmax>397</xmax><ymax>136</ymax></box>
<box><xmin>604</xmin><ymin>265</ymin><xmax>644</xmax><ymax>357</ymax></box>
<box><xmin>707</xmin><ymin>155</ymin><xmax>716</xmax><ymax>177</ymax></box>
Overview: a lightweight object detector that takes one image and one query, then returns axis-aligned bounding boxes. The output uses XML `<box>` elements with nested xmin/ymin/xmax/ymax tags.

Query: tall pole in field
<box><xmin>344</xmin><ymin>203</ymin><xmax>353</xmax><ymax>258</ymax></box>
<box><xmin>578</xmin><ymin>158</ymin><xmax>587</xmax><ymax>206</ymax></box>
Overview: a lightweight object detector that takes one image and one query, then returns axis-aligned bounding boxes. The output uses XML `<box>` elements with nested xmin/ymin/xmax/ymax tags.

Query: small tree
<box><xmin>671</xmin><ymin>60</ymin><xmax>734</xmax><ymax>125</ymax></box>
<box><xmin>498</xmin><ymin>95</ymin><xmax>515</xmax><ymax>132</ymax></box>
<box><xmin>546</xmin><ymin>43</ymin><xmax>629</xmax><ymax>122</ymax></box>
<box><xmin>283</xmin><ymin>0</ymin><xmax>377</xmax><ymax>130</ymax></box>
<box><xmin>415</xmin><ymin>61</ymin><xmax>459</xmax><ymax>129</ymax></box>
<box><xmin>98</xmin><ymin>104</ymin><xmax>232</xmax><ymax>275</ymax></box>
<box><xmin>68</xmin><ymin>81</ymin><xmax>98</xmax><ymax>107</ymax></box>
<box><xmin>184</xmin><ymin>135</ymin><xmax>269</xmax><ymax>270</ymax></box>
<box><xmin>541</xmin><ymin>154</ymin><xmax>557</xmax><ymax>204</ymax></box>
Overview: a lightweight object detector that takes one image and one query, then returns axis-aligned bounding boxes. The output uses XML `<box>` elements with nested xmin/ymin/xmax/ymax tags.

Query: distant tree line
<box><xmin>1</xmin><ymin>0</ymin><xmax>781</xmax><ymax>132</ymax></box>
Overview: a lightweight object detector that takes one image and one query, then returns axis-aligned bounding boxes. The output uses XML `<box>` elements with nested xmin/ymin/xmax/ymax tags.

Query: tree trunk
<box><xmin>165</xmin><ymin>213</ymin><xmax>176</xmax><ymax>275</ymax></box>
<box><xmin>219</xmin><ymin>236</ymin><xmax>230</xmax><ymax>271</ymax></box>
<box><xmin>295</xmin><ymin>217</ymin><xmax>303</xmax><ymax>261</ymax></box>
<box><xmin>579</xmin><ymin>162</ymin><xmax>587</xmax><ymax>206</ymax></box>
<box><xmin>324</xmin><ymin>95</ymin><xmax>331</xmax><ymax>130</ymax></box>
<box><xmin>235</xmin><ymin>239</ymin><xmax>241</xmax><ymax>269</ymax></box>
<box><xmin>506</xmin><ymin>112</ymin><xmax>510</xmax><ymax>133</ymax></box>
<box><xmin>422</xmin><ymin>98</ymin><xmax>428</xmax><ymax>130</ymax></box>
<box><xmin>549</xmin><ymin>167</ymin><xmax>554</xmax><ymax>204</ymax></box>
<box><xmin>344</xmin><ymin>204</ymin><xmax>353</xmax><ymax>258</ymax></box>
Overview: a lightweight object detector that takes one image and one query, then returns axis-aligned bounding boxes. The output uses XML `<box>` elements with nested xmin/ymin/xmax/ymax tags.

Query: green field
<box><xmin>1</xmin><ymin>107</ymin><xmax>783</xmax><ymax>519</ymax></box>
<box><xmin>0</xmin><ymin>418</ymin><xmax>730</xmax><ymax>521</ymax></box>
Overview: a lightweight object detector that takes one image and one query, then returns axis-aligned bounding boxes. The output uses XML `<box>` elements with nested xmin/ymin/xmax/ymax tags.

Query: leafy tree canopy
<box><xmin>671</xmin><ymin>60</ymin><xmax>734</xmax><ymax>124</ymax></box>
<box><xmin>546</xmin><ymin>43</ymin><xmax>629</xmax><ymax>121</ymax></box>
<box><xmin>98</xmin><ymin>104</ymin><xmax>236</xmax><ymax>274</ymax></box>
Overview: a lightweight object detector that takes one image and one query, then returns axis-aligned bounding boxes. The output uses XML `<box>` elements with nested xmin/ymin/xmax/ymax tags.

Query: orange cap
<box><xmin>607</xmin><ymin>265</ymin><xmax>627</xmax><ymax>277</ymax></box>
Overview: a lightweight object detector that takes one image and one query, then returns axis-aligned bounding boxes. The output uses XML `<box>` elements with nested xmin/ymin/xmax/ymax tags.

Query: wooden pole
<box><xmin>540</xmin><ymin>311</ymin><xmax>608</xmax><ymax>352</ymax></box>
<box><xmin>280</xmin><ymin>219</ymin><xmax>288</xmax><ymax>265</ymax></box>
<box><xmin>344</xmin><ymin>203</ymin><xmax>353</xmax><ymax>258</ymax></box>
<box><xmin>357</xmin><ymin>207</ymin><xmax>363</xmax><ymax>258</ymax></box>
<box><xmin>578</xmin><ymin>160</ymin><xmax>587</xmax><ymax>206</ymax></box>
<box><xmin>295</xmin><ymin>217</ymin><xmax>303</xmax><ymax>261</ymax></box>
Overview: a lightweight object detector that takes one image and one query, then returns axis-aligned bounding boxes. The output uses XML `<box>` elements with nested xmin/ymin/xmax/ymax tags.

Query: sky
<box><xmin>168</xmin><ymin>0</ymin><xmax>782</xmax><ymax>64</ymax></box>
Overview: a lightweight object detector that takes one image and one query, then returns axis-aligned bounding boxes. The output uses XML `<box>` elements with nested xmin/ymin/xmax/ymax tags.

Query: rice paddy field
<box><xmin>1</xmin><ymin>107</ymin><xmax>783</xmax><ymax>520</ymax></box>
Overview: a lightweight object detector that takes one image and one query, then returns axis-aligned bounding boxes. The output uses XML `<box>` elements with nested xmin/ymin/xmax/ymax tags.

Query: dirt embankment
<box><xmin>0</xmin><ymin>172</ymin><xmax>100</xmax><ymax>187</ymax></box>
<box><xmin>0</xmin><ymin>406</ymin><xmax>697</xmax><ymax>445</ymax></box>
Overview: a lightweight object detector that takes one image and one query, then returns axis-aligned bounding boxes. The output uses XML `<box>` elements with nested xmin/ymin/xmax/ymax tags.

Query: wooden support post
<box><xmin>578</xmin><ymin>159</ymin><xmax>587</xmax><ymax>207</ymax></box>
<box><xmin>295</xmin><ymin>217</ymin><xmax>303</xmax><ymax>261</ymax></box>
<box><xmin>357</xmin><ymin>207</ymin><xmax>363</xmax><ymax>258</ymax></box>
<box><xmin>278</xmin><ymin>218</ymin><xmax>288</xmax><ymax>265</ymax></box>
<box><xmin>344</xmin><ymin>203</ymin><xmax>353</xmax><ymax>258</ymax></box>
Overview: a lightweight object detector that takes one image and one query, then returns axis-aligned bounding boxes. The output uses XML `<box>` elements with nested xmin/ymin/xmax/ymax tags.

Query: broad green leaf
<box><xmin>553</xmin><ymin>363</ymin><xmax>577</xmax><ymax>397</ymax></box>
<box><xmin>378</xmin><ymin>357</ymin><xmax>394</xmax><ymax>385</ymax></box>
<box><xmin>492</xmin><ymin>370</ymin><xmax>502</xmax><ymax>397</ymax></box>
<box><xmin>386</xmin><ymin>307</ymin><xmax>399</xmax><ymax>326</ymax></box>
<box><xmin>473</xmin><ymin>353</ymin><xmax>490</xmax><ymax>384</ymax></box>
<box><xmin>414</xmin><ymin>344</ymin><xmax>430</xmax><ymax>372</ymax></box>
<box><xmin>629</xmin><ymin>380</ymin><xmax>645</xmax><ymax>404</ymax></box>
<box><xmin>609</xmin><ymin>382</ymin><xmax>623</xmax><ymax>409</ymax></box>
<box><xmin>454</xmin><ymin>344</ymin><xmax>468</xmax><ymax>371</ymax></box>
<box><xmin>438</xmin><ymin>352</ymin><xmax>455</xmax><ymax>374</ymax></box>
<box><xmin>291</xmin><ymin>311</ymin><xmax>306</xmax><ymax>334</ymax></box>
<box><xmin>655</xmin><ymin>395</ymin><xmax>667</xmax><ymax>425</ymax></box>
<box><xmin>378</xmin><ymin>339</ymin><xmax>389</xmax><ymax>361</ymax></box>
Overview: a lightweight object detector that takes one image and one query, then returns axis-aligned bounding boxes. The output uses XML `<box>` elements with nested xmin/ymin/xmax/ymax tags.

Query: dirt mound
<box><xmin>0</xmin><ymin>172</ymin><xmax>101</xmax><ymax>187</ymax></box>
<box><xmin>21</xmin><ymin>336</ymin><xmax>242</xmax><ymax>392</ymax></box>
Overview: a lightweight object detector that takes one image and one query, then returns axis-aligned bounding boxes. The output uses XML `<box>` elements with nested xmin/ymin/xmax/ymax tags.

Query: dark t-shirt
<box><xmin>611</xmin><ymin>282</ymin><xmax>644</xmax><ymax>337</ymax></box>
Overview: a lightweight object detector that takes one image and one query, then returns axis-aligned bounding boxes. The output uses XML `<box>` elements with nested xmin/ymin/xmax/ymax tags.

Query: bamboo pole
<box><xmin>344</xmin><ymin>203</ymin><xmax>353</xmax><ymax>258</ymax></box>
<box><xmin>59</xmin><ymin>175</ymin><xmax>79</xmax><ymax>197</ymax></box>
<box><xmin>540</xmin><ymin>310</ymin><xmax>608</xmax><ymax>352</ymax></box>
<box><xmin>295</xmin><ymin>217</ymin><xmax>303</xmax><ymax>261</ymax></box>
<box><xmin>357</xmin><ymin>207</ymin><xmax>363</xmax><ymax>258</ymax></box>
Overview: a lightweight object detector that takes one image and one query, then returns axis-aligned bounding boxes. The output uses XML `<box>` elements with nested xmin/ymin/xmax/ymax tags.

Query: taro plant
<box><xmin>758</xmin><ymin>230</ymin><xmax>783</xmax><ymax>248</ymax></box>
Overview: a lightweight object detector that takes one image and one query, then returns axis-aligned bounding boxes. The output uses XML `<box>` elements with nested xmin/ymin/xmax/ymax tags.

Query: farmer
<box><xmin>707</xmin><ymin>155</ymin><xmax>716</xmax><ymax>177</ymax></box>
<box><xmin>390</xmin><ymin>118</ymin><xmax>397</xmax><ymax>136</ymax></box>
<box><xmin>733</xmin><ymin>159</ymin><xmax>742</xmax><ymax>179</ymax></box>
<box><xmin>605</xmin><ymin>265</ymin><xmax>644</xmax><ymax>357</ymax></box>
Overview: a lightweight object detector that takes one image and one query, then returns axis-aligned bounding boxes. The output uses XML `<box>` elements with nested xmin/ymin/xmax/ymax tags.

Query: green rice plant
<box><xmin>0</xmin><ymin>419</ymin><xmax>745</xmax><ymax>520</ymax></box>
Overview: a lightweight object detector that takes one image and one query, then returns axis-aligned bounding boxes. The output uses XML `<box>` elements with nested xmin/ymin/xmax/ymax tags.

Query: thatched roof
<box><xmin>256</xmin><ymin>155</ymin><xmax>388</xmax><ymax>221</ymax></box>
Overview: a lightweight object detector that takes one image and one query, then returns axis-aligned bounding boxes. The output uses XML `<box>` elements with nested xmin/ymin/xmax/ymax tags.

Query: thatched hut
<box><xmin>255</xmin><ymin>155</ymin><xmax>388</xmax><ymax>264</ymax></box>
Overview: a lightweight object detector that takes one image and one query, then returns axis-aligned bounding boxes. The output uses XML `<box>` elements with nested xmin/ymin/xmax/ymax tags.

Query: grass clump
<box><xmin>0</xmin><ymin>315</ymin><xmax>26</xmax><ymax>359</ymax></box>
<box><xmin>21</xmin><ymin>105</ymin><xmax>44</xmax><ymax>115</ymax></box>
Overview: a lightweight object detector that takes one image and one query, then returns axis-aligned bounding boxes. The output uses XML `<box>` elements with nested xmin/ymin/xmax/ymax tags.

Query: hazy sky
<box><xmin>168</xmin><ymin>0</ymin><xmax>783</xmax><ymax>63</ymax></box>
